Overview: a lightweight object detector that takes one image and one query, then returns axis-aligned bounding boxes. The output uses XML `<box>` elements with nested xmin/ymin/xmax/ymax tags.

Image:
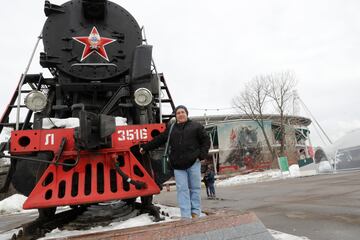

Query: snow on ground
<box><xmin>289</xmin><ymin>164</ymin><xmax>301</xmax><ymax>177</ymax></box>
<box><xmin>216</xmin><ymin>165</ymin><xmax>317</xmax><ymax>188</ymax></box>
<box><xmin>0</xmin><ymin>228</ymin><xmax>22</xmax><ymax>240</ymax></box>
<box><xmin>0</xmin><ymin>195</ymin><xmax>179</xmax><ymax>239</ymax></box>
<box><xmin>216</xmin><ymin>169</ymin><xmax>289</xmax><ymax>187</ymax></box>
<box><xmin>0</xmin><ymin>156</ymin><xmax>10</xmax><ymax>165</ymax></box>
<box><xmin>318</xmin><ymin>161</ymin><xmax>333</xmax><ymax>173</ymax></box>
<box><xmin>39</xmin><ymin>204</ymin><xmax>181</xmax><ymax>240</ymax></box>
<box><xmin>0</xmin><ymin>194</ymin><xmax>70</xmax><ymax>216</ymax></box>
<box><xmin>269</xmin><ymin>229</ymin><xmax>311</xmax><ymax>240</ymax></box>
<box><xmin>0</xmin><ymin>194</ymin><xmax>36</xmax><ymax>215</ymax></box>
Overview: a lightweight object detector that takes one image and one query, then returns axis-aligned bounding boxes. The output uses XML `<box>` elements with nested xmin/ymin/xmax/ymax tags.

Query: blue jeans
<box><xmin>174</xmin><ymin>160</ymin><xmax>201</xmax><ymax>218</ymax></box>
<box><xmin>208</xmin><ymin>183</ymin><xmax>215</xmax><ymax>197</ymax></box>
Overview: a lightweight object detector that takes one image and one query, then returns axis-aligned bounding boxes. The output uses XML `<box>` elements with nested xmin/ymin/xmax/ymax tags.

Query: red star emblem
<box><xmin>72</xmin><ymin>26</ymin><xmax>116</xmax><ymax>62</ymax></box>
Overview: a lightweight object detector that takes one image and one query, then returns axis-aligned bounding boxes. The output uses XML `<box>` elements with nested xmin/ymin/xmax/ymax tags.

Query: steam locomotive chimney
<box><xmin>82</xmin><ymin>0</ymin><xmax>107</xmax><ymax>19</ymax></box>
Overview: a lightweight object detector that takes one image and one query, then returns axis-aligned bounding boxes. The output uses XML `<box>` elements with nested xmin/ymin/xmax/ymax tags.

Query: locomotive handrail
<box><xmin>0</xmin><ymin>154</ymin><xmax>79</xmax><ymax>167</ymax></box>
<box><xmin>142</xmin><ymin>26</ymin><xmax>163</xmax><ymax>123</ymax></box>
<box><xmin>16</xmin><ymin>32</ymin><xmax>43</xmax><ymax>130</ymax></box>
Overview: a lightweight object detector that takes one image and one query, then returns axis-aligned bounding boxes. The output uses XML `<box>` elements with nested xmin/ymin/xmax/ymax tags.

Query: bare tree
<box><xmin>232</xmin><ymin>76</ymin><xmax>277</xmax><ymax>164</ymax></box>
<box><xmin>267</xmin><ymin>71</ymin><xmax>297</xmax><ymax>157</ymax></box>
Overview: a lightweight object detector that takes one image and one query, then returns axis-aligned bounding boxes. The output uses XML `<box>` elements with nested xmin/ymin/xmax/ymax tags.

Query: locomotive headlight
<box><xmin>24</xmin><ymin>90</ymin><xmax>47</xmax><ymax>112</ymax></box>
<box><xmin>134</xmin><ymin>88</ymin><xmax>153</xmax><ymax>107</ymax></box>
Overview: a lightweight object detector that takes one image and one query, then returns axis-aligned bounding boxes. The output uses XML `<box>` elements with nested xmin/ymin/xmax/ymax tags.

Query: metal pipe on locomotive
<box><xmin>0</xmin><ymin>0</ymin><xmax>174</xmax><ymax>218</ymax></box>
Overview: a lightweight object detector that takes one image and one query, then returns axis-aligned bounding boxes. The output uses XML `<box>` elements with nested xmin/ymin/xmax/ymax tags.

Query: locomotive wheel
<box><xmin>11</xmin><ymin>158</ymin><xmax>39</xmax><ymax>196</ymax></box>
<box><xmin>38</xmin><ymin>207</ymin><xmax>57</xmax><ymax>220</ymax></box>
<box><xmin>124</xmin><ymin>198</ymin><xmax>136</xmax><ymax>205</ymax></box>
<box><xmin>11</xmin><ymin>152</ymin><xmax>55</xmax><ymax>196</ymax></box>
<box><xmin>141</xmin><ymin>195</ymin><xmax>153</xmax><ymax>206</ymax></box>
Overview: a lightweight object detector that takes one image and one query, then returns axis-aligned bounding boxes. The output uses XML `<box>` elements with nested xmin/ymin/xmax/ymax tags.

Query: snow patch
<box><xmin>42</xmin><ymin>117</ymin><xmax>127</xmax><ymax>129</ymax></box>
<box><xmin>318</xmin><ymin>161</ymin><xmax>333</xmax><ymax>173</ymax></box>
<box><xmin>289</xmin><ymin>164</ymin><xmax>300</xmax><ymax>177</ymax></box>
<box><xmin>42</xmin><ymin>118</ymin><xmax>80</xmax><ymax>129</ymax></box>
<box><xmin>216</xmin><ymin>170</ymin><xmax>285</xmax><ymax>187</ymax></box>
<box><xmin>269</xmin><ymin>229</ymin><xmax>311</xmax><ymax>240</ymax></box>
<box><xmin>0</xmin><ymin>228</ymin><xmax>22</xmax><ymax>240</ymax></box>
<box><xmin>115</xmin><ymin>117</ymin><xmax>127</xmax><ymax>126</ymax></box>
<box><xmin>0</xmin><ymin>194</ymin><xmax>30</xmax><ymax>214</ymax></box>
<box><xmin>39</xmin><ymin>204</ymin><xmax>181</xmax><ymax>240</ymax></box>
<box><xmin>215</xmin><ymin>167</ymin><xmax>311</xmax><ymax>187</ymax></box>
<box><xmin>0</xmin><ymin>155</ymin><xmax>10</xmax><ymax>165</ymax></box>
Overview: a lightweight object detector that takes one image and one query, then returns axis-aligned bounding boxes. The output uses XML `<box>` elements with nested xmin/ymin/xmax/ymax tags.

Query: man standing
<box><xmin>140</xmin><ymin>105</ymin><xmax>210</xmax><ymax>219</ymax></box>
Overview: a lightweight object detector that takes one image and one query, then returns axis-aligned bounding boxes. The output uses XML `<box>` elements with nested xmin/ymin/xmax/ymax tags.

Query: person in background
<box><xmin>140</xmin><ymin>105</ymin><xmax>210</xmax><ymax>219</ymax></box>
<box><xmin>204</xmin><ymin>165</ymin><xmax>216</xmax><ymax>199</ymax></box>
<box><xmin>203</xmin><ymin>173</ymin><xmax>210</xmax><ymax>198</ymax></box>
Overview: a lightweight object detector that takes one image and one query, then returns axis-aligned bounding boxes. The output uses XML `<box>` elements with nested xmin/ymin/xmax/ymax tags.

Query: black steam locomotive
<box><xmin>0</xmin><ymin>0</ymin><xmax>174</xmax><ymax>218</ymax></box>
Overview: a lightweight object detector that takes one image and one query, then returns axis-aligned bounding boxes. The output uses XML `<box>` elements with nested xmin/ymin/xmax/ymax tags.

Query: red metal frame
<box><xmin>218</xmin><ymin>165</ymin><xmax>239</xmax><ymax>173</ymax></box>
<box><xmin>10</xmin><ymin>123</ymin><xmax>166</xmax><ymax>209</ymax></box>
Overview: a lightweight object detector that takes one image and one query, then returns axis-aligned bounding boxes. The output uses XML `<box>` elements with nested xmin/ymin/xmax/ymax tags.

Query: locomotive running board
<box><xmin>9</xmin><ymin>124</ymin><xmax>165</xmax><ymax>209</ymax></box>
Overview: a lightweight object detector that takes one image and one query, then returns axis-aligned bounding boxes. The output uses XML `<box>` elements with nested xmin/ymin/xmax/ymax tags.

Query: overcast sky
<box><xmin>0</xmin><ymin>0</ymin><xmax>359</xmax><ymax>147</ymax></box>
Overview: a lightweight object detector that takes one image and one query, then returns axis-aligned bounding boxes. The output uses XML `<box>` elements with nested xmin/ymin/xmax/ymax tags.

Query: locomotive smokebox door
<box><xmin>42</xmin><ymin>0</ymin><xmax>142</xmax><ymax>80</ymax></box>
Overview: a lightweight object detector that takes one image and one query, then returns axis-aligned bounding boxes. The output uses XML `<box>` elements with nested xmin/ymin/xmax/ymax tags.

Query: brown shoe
<box><xmin>191</xmin><ymin>213</ymin><xmax>198</xmax><ymax>219</ymax></box>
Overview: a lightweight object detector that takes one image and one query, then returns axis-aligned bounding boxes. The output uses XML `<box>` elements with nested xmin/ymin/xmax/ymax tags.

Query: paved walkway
<box><xmin>154</xmin><ymin>171</ymin><xmax>360</xmax><ymax>240</ymax></box>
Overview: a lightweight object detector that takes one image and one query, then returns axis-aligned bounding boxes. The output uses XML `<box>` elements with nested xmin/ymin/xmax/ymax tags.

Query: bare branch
<box><xmin>232</xmin><ymin>75</ymin><xmax>277</xmax><ymax>162</ymax></box>
<box><xmin>266</xmin><ymin>70</ymin><xmax>297</xmax><ymax>156</ymax></box>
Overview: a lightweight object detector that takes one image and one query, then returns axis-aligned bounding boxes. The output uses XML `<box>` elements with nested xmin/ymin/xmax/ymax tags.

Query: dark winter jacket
<box><xmin>142</xmin><ymin>119</ymin><xmax>210</xmax><ymax>170</ymax></box>
<box><xmin>204</xmin><ymin>170</ymin><xmax>215</xmax><ymax>184</ymax></box>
